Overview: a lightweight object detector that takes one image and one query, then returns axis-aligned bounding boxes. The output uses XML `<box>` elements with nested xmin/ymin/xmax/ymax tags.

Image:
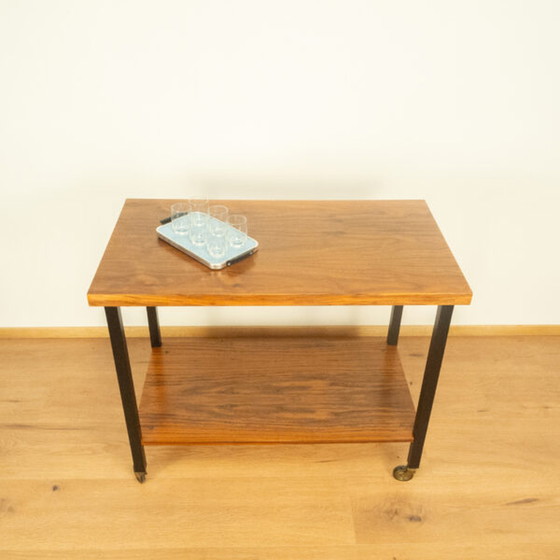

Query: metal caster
<box><xmin>393</xmin><ymin>465</ymin><xmax>416</xmax><ymax>481</ymax></box>
<box><xmin>135</xmin><ymin>471</ymin><xmax>147</xmax><ymax>483</ymax></box>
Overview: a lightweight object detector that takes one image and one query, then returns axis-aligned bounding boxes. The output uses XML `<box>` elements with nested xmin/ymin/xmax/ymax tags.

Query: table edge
<box><xmin>87</xmin><ymin>291</ymin><xmax>473</xmax><ymax>307</ymax></box>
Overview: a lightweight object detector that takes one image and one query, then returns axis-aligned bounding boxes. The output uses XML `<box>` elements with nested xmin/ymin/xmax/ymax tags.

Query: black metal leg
<box><xmin>387</xmin><ymin>305</ymin><xmax>404</xmax><ymax>345</ymax></box>
<box><xmin>146</xmin><ymin>307</ymin><xmax>162</xmax><ymax>348</ymax></box>
<box><xmin>105</xmin><ymin>307</ymin><xmax>147</xmax><ymax>482</ymax></box>
<box><xmin>393</xmin><ymin>305</ymin><xmax>454</xmax><ymax>481</ymax></box>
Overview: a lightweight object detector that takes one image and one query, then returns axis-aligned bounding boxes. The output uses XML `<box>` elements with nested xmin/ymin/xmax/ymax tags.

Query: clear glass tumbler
<box><xmin>188</xmin><ymin>198</ymin><xmax>209</xmax><ymax>246</ymax></box>
<box><xmin>227</xmin><ymin>214</ymin><xmax>248</xmax><ymax>248</ymax></box>
<box><xmin>208</xmin><ymin>205</ymin><xmax>229</xmax><ymax>237</ymax></box>
<box><xmin>207</xmin><ymin>234</ymin><xmax>228</xmax><ymax>258</ymax></box>
<box><xmin>170</xmin><ymin>202</ymin><xmax>190</xmax><ymax>235</ymax></box>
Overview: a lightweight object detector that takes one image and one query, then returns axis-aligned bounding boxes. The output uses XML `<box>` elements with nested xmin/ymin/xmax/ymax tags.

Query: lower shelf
<box><xmin>138</xmin><ymin>335</ymin><xmax>415</xmax><ymax>445</ymax></box>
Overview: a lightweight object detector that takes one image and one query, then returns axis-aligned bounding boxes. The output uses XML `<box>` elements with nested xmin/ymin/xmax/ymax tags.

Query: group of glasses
<box><xmin>170</xmin><ymin>199</ymin><xmax>248</xmax><ymax>259</ymax></box>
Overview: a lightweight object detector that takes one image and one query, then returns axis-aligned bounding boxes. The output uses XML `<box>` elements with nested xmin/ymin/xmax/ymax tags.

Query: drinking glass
<box><xmin>208</xmin><ymin>205</ymin><xmax>229</xmax><ymax>237</ymax></box>
<box><xmin>189</xmin><ymin>198</ymin><xmax>209</xmax><ymax>215</ymax></box>
<box><xmin>207</xmin><ymin>234</ymin><xmax>228</xmax><ymax>259</ymax></box>
<box><xmin>188</xmin><ymin>198</ymin><xmax>209</xmax><ymax>246</ymax></box>
<box><xmin>170</xmin><ymin>202</ymin><xmax>190</xmax><ymax>235</ymax></box>
<box><xmin>227</xmin><ymin>214</ymin><xmax>247</xmax><ymax>248</ymax></box>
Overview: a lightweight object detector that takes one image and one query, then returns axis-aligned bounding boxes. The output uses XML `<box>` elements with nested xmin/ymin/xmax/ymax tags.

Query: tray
<box><xmin>156</xmin><ymin>214</ymin><xmax>258</xmax><ymax>270</ymax></box>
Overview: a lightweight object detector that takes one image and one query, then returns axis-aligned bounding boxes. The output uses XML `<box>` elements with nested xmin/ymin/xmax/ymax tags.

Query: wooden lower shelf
<box><xmin>138</xmin><ymin>335</ymin><xmax>415</xmax><ymax>445</ymax></box>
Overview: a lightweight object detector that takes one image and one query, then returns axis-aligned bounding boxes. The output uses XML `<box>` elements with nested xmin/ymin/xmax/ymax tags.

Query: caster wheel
<box><xmin>135</xmin><ymin>472</ymin><xmax>147</xmax><ymax>483</ymax></box>
<box><xmin>393</xmin><ymin>465</ymin><xmax>415</xmax><ymax>481</ymax></box>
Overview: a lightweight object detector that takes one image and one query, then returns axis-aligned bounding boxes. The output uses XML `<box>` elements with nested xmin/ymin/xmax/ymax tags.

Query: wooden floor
<box><xmin>0</xmin><ymin>334</ymin><xmax>558</xmax><ymax>558</ymax></box>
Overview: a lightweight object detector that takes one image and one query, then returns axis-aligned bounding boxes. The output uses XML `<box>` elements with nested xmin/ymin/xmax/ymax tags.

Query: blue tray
<box><xmin>156</xmin><ymin>215</ymin><xmax>258</xmax><ymax>270</ymax></box>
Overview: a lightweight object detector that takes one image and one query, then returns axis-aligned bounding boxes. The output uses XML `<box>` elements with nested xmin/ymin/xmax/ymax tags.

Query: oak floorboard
<box><xmin>1</xmin><ymin>544</ymin><xmax>558</xmax><ymax>560</ymax></box>
<box><xmin>0</xmin><ymin>336</ymin><xmax>559</xmax><ymax>558</ymax></box>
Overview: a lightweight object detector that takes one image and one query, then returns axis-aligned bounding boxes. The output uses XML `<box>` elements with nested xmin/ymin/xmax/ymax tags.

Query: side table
<box><xmin>87</xmin><ymin>199</ymin><xmax>472</xmax><ymax>482</ymax></box>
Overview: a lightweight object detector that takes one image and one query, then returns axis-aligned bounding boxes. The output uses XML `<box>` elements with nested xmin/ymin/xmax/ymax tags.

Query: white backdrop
<box><xmin>1</xmin><ymin>0</ymin><xmax>559</xmax><ymax>328</ymax></box>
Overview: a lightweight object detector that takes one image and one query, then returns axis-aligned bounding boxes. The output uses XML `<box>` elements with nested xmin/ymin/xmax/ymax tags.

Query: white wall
<box><xmin>1</xmin><ymin>0</ymin><xmax>559</xmax><ymax>328</ymax></box>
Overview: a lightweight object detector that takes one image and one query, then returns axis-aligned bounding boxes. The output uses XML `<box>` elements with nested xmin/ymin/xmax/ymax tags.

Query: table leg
<box><xmin>146</xmin><ymin>306</ymin><xmax>162</xmax><ymax>348</ymax></box>
<box><xmin>393</xmin><ymin>305</ymin><xmax>454</xmax><ymax>481</ymax></box>
<box><xmin>387</xmin><ymin>305</ymin><xmax>404</xmax><ymax>345</ymax></box>
<box><xmin>105</xmin><ymin>307</ymin><xmax>147</xmax><ymax>483</ymax></box>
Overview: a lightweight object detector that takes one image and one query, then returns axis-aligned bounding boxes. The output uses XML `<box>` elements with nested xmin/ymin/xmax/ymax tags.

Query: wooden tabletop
<box><xmin>87</xmin><ymin>199</ymin><xmax>472</xmax><ymax>307</ymax></box>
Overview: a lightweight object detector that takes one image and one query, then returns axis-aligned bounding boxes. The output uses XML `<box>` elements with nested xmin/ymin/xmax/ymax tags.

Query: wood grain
<box><xmin>3</xmin><ymin>324</ymin><xmax>560</xmax><ymax>339</ymax></box>
<box><xmin>87</xmin><ymin>199</ymin><xmax>472</xmax><ymax>306</ymax></box>
<box><xmin>1</xmin><ymin>545</ymin><xmax>557</xmax><ymax>560</ymax></box>
<box><xmin>1</xmin><ymin>336</ymin><xmax>559</xmax><ymax>558</ymax></box>
<box><xmin>139</xmin><ymin>336</ymin><xmax>415</xmax><ymax>445</ymax></box>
